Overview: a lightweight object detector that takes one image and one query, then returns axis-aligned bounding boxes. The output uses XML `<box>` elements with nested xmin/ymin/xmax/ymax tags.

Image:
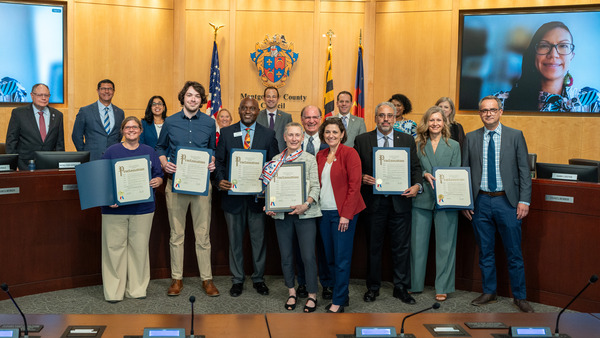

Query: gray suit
<box><xmin>5</xmin><ymin>104</ymin><xmax>65</xmax><ymax>170</ymax></box>
<box><xmin>331</xmin><ymin>113</ymin><xmax>366</xmax><ymax>148</ymax></box>
<box><xmin>72</xmin><ymin>102</ymin><xmax>125</xmax><ymax>161</ymax></box>
<box><xmin>256</xmin><ymin>109</ymin><xmax>293</xmax><ymax>152</ymax></box>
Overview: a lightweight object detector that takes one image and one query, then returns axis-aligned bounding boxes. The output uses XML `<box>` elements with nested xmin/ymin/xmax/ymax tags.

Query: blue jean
<box><xmin>319</xmin><ymin>210</ymin><xmax>358</xmax><ymax>306</ymax></box>
<box><xmin>472</xmin><ymin>194</ymin><xmax>526</xmax><ymax>299</ymax></box>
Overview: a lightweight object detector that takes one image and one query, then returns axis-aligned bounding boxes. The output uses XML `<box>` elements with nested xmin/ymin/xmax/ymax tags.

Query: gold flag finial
<box><xmin>209</xmin><ymin>22</ymin><xmax>224</xmax><ymax>41</ymax></box>
<box><xmin>324</xmin><ymin>29</ymin><xmax>335</xmax><ymax>46</ymax></box>
<box><xmin>359</xmin><ymin>29</ymin><xmax>362</xmax><ymax>47</ymax></box>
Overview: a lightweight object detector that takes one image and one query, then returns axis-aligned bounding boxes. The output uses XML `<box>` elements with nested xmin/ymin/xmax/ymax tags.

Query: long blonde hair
<box><xmin>415</xmin><ymin>106</ymin><xmax>451</xmax><ymax>155</ymax></box>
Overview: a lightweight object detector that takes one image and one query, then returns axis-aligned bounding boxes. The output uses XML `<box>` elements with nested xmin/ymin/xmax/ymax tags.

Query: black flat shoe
<box><xmin>303</xmin><ymin>297</ymin><xmax>317</xmax><ymax>313</ymax></box>
<box><xmin>363</xmin><ymin>289</ymin><xmax>379</xmax><ymax>302</ymax></box>
<box><xmin>253</xmin><ymin>282</ymin><xmax>269</xmax><ymax>295</ymax></box>
<box><xmin>229</xmin><ymin>283</ymin><xmax>243</xmax><ymax>297</ymax></box>
<box><xmin>326</xmin><ymin>304</ymin><xmax>344</xmax><ymax>313</ymax></box>
<box><xmin>296</xmin><ymin>284</ymin><xmax>308</xmax><ymax>298</ymax></box>
<box><xmin>322</xmin><ymin>286</ymin><xmax>333</xmax><ymax>300</ymax></box>
<box><xmin>285</xmin><ymin>295</ymin><xmax>297</xmax><ymax>311</ymax></box>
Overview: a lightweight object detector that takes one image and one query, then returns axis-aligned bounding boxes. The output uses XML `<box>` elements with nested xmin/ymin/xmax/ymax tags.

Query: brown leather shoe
<box><xmin>202</xmin><ymin>279</ymin><xmax>220</xmax><ymax>297</ymax></box>
<box><xmin>167</xmin><ymin>279</ymin><xmax>183</xmax><ymax>296</ymax></box>
<box><xmin>514</xmin><ymin>298</ymin><xmax>534</xmax><ymax>313</ymax></box>
<box><xmin>471</xmin><ymin>293</ymin><xmax>497</xmax><ymax>306</ymax></box>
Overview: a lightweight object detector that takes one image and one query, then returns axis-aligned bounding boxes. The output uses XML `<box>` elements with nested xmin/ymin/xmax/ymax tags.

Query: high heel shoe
<box><xmin>325</xmin><ymin>303</ymin><xmax>344</xmax><ymax>313</ymax></box>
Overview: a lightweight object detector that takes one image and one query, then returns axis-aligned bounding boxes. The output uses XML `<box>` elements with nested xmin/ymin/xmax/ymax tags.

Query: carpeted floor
<box><xmin>0</xmin><ymin>276</ymin><xmax>567</xmax><ymax>315</ymax></box>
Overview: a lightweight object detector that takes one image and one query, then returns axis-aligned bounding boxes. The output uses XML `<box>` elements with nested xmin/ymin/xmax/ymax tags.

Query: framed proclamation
<box><xmin>228</xmin><ymin>148</ymin><xmax>266</xmax><ymax>195</ymax></box>
<box><xmin>433</xmin><ymin>167</ymin><xmax>473</xmax><ymax>210</ymax></box>
<box><xmin>265</xmin><ymin>162</ymin><xmax>306</xmax><ymax>212</ymax></box>
<box><xmin>172</xmin><ymin>147</ymin><xmax>213</xmax><ymax>196</ymax></box>
<box><xmin>372</xmin><ymin>147</ymin><xmax>410</xmax><ymax>195</ymax></box>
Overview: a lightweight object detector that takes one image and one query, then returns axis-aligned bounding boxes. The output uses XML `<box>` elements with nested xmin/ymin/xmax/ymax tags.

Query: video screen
<box><xmin>459</xmin><ymin>8</ymin><xmax>600</xmax><ymax>113</ymax></box>
<box><xmin>0</xmin><ymin>2</ymin><xmax>64</xmax><ymax>103</ymax></box>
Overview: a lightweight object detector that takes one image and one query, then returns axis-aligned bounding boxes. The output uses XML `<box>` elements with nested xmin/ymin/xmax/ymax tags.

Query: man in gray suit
<box><xmin>332</xmin><ymin>91</ymin><xmax>366</xmax><ymax>147</ymax></box>
<box><xmin>256</xmin><ymin>86</ymin><xmax>292</xmax><ymax>152</ymax></box>
<box><xmin>5</xmin><ymin>83</ymin><xmax>64</xmax><ymax>170</ymax></box>
<box><xmin>72</xmin><ymin>79</ymin><xmax>125</xmax><ymax>160</ymax></box>
<box><xmin>462</xmin><ymin>95</ymin><xmax>533</xmax><ymax>313</ymax></box>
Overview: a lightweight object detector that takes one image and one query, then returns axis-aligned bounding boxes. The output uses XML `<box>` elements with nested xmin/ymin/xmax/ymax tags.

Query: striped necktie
<box><xmin>103</xmin><ymin>107</ymin><xmax>111</xmax><ymax>134</ymax></box>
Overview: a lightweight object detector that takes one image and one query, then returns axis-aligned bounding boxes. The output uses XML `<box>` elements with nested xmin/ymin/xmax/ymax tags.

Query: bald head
<box><xmin>300</xmin><ymin>105</ymin><xmax>322</xmax><ymax>136</ymax></box>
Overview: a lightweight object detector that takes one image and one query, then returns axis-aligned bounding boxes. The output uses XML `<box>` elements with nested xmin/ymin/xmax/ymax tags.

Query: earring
<box><xmin>563</xmin><ymin>71</ymin><xmax>573</xmax><ymax>87</ymax></box>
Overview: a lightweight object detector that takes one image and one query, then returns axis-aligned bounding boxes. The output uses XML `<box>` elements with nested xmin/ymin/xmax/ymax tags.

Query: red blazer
<box><xmin>317</xmin><ymin>143</ymin><xmax>366</xmax><ymax>219</ymax></box>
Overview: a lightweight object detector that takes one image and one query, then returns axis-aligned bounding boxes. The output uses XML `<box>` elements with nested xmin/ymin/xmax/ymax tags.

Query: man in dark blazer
<box><xmin>354</xmin><ymin>101</ymin><xmax>423</xmax><ymax>304</ymax></box>
<box><xmin>5</xmin><ymin>83</ymin><xmax>64</xmax><ymax>170</ymax></box>
<box><xmin>256</xmin><ymin>86</ymin><xmax>292</xmax><ymax>152</ymax></box>
<box><xmin>462</xmin><ymin>95</ymin><xmax>533</xmax><ymax>313</ymax></box>
<box><xmin>72</xmin><ymin>79</ymin><xmax>125</xmax><ymax>161</ymax></box>
<box><xmin>215</xmin><ymin>97</ymin><xmax>279</xmax><ymax>297</ymax></box>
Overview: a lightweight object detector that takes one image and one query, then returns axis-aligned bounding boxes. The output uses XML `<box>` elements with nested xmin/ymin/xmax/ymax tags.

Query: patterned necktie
<box><xmin>244</xmin><ymin>128</ymin><xmax>251</xmax><ymax>149</ymax></box>
<box><xmin>103</xmin><ymin>107</ymin><xmax>111</xmax><ymax>134</ymax></box>
<box><xmin>342</xmin><ymin>115</ymin><xmax>348</xmax><ymax>128</ymax></box>
<box><xmin>38</xmin><ymin>111</ymin><xmax>46</xmax><ymax>142</ymax></box>
<box><xmin>269</xmin><ymin>113</ymin><xmax>275</xmax><ymax>130</ymax></box>
<box><xmin>306</xmin><ymin>136</ymin><xmax>315</xmax><ymax>155</ymax></box>
<box><xmin>383</xmin><ymin>135</ymin><xmax>390</xmax><ymax>148</ymax></box>
<box><xmin>487</xmin><ymin>131</ymin><xmax>496</xmax><ymax>192</ymax></box>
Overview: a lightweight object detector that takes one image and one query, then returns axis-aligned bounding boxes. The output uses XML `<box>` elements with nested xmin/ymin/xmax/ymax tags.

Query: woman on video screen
<box><xmin>499</xmin><ymin>21</ymin><xmax>600</xmax><ymax>112</ymax></box>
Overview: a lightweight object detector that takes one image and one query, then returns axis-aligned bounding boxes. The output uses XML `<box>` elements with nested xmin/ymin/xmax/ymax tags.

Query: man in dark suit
<box><xmin>72</xmin><ymin>79</ymin><xmax>125</xmax><ymax>160</ymax></box>
<box><xmin>215</xmin><ymin>97</ymin><xmax>279</xmax><ymax>297</ymax></box>
<box><xmin>331</xmin><ymin>91</ymin><xmax>366</xmax><ymax>147</ymax></box>
<box><xmin>462</xmin><ymin>95</ymin><xmax>533</xmax><ymax>313</ymax></box>
<box><xmin>6</xmin><ymin>83</ymin><xmax>64</xmax><ymax>170</ymax></box>
<box><xmin>256</xmin><ymin>86</ymin><xmax>292</xmax><ymax>152</ymax></box>
<box><xmin>354</xmin><ymin>101</ymin><xmax>423</xmax><ymax>304</ymax></box>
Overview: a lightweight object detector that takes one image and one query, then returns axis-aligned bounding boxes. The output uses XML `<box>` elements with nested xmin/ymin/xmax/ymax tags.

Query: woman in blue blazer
<box><xmin>410</xmin><ymin>106</ymin><xmax>461</xmax><ymax>302</ymax></box>
<box><xmin>140</xmin><ymin>96</ymin><xmax>167</xmax><ymax>149</ymax></box>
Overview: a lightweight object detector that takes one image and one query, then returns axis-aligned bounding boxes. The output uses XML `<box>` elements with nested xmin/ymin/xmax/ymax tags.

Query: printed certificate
<box><xmin>114</xmin><ymin>157</ymin><xmax>151</xmax><ymax>203</ymax></box>
<box><xmin>228</xmin><ymin>148</ymin><xmax>266</xmax><ymax>195</ymax></box>
<box><xmin>172</xmin><ymin>147</ymin><xmax>213</xmax><ymax>196</ymax></box>
<box><xmin>373</xmin><ymin>147</ymin><xmax>410</xmax><ymax>195</ymax></box>
<box><xmin>265</xmin><ymin>162</ymin><xmax>306</xmax><ymax>212</ymax></box>
<box><xmin>433</xmin><ymin>167</ymin><xmax>473</xmax><ymax>210</ymax></box>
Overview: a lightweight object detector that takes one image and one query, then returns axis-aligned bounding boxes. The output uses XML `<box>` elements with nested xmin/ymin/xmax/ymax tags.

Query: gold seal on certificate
<box><xmin>229</xmin><ymin>149</ymin><xmax>265</xmax><ymax>195</ymax></box>
<box><xmin>433</xmin><ymin>167</ymin><xmax>473</xmax><ymax>209</ymax></box>
<box><xmin>114</xmin><ymin>157</ymin><xmax>151</xmax><ymax>203</ymax></box>
<box><xmin>265</xmin><ymin>162</ymin><xmax>306</xmax><ymax>212</ymax></box>
<box><xmin>173</xmin><ymin>147</ymin><xmax>212</xmax><ymax>195</ymax></box>
<box><xmin>373</xmin><ymin>147</ymin><xmax>410</xmax><ymax>194</ymax></box>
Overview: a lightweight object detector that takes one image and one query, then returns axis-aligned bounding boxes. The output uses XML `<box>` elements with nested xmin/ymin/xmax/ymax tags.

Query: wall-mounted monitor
<box><xmin>34</xmin><ymin>151</ymin><xmax>90</xmax><ymax>170</ymax></box>
<box><xmin>459</xmin><ymin>6</ymin><xmax>600</xmax><ymax>113</ymax></box>
<box><xmin>536</xmin><ymin>162</ymin><xmax>599</xmax><ymax>183</ymax></box>
<box><xmin>0</xmin><ymin>1</ymin><xmax>65</xmax><ymax>104</ymax></box>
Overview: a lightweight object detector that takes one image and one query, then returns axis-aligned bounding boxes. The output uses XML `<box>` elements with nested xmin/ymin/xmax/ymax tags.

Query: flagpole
<box><xmin>207</xmin><ymin>23</ymin><xmax>224</xmax><ymax>118</ymax></box>
<box><xmin>323</xmin><ymin>29</ymin><xmax>335</xmax><ymax>119</ymax></box>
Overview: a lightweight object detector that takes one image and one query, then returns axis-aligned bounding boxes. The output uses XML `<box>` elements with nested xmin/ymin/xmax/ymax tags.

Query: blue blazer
<box><xmin>140</xmin><ymin>119</ymin><xmax>159</xmax><ymax>150</ymax></box>
<box><xmin>72</xmin><ymin>102</ymin><xmax>125</xmax><ymax>161</ymax></box>
<box><xmin>214</xmin><ymin>122</ymin><xmax>279</xmax><ymax>214</ymax></box>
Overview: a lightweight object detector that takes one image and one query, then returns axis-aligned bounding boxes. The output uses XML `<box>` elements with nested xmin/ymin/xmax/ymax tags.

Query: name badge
<box><xmin>233</xmin><ymin>131</ymin><xmax>243</xmax><ymax>137</ymax></box>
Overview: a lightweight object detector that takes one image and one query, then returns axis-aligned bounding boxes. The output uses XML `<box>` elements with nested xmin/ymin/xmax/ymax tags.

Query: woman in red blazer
<box><xmin>316</xmin><ymin>117</ymin><xmax>366</xmax><ymax>313</ymax></box>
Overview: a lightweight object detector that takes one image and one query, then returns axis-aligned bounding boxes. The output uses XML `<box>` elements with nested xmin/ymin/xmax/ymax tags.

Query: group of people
<box><xmin>4</xmin><ymin>78</ymin><xmax>534</xmax><ymax>314</ymax></box>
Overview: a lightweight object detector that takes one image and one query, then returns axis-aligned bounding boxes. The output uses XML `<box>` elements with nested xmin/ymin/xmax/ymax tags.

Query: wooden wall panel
<box><xmin>376</xmin><ymin>0</ymin><xmax>452</xmax><ymax>12</ymax></box>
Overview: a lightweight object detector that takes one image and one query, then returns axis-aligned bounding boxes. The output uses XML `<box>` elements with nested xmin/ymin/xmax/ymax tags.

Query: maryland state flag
<box><xmin>323</xmin><ymin>45</ymin><xmax>334</xmax><ymax>119</ymax></box>
<box><xmin>352</xmin><ymin>45</ymin><xmax>364</xmax><ymax>118</ymax></box>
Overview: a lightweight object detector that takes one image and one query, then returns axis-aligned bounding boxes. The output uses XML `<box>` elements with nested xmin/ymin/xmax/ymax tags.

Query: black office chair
<box><xmin>0</xmin><ymin>143</ymin><xmax>5</xmax><ymax>154</ymax></box>
<box><xmin>528</xmin><ymin>153</ymin><xmax>537</xmax><ymax>178</ymax></box>
<box><xmin>568</xmin><ymin>158</ymin><xmax>600</xmax><ymax>182</ymax></box>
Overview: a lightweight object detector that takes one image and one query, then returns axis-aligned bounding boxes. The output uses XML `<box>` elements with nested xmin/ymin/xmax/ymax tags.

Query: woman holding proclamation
<box><xmin>316</xmin><ymin>117</ymin><xmax>365</xmax><ymax>313</ymax></box>
<box><xmin>101</xmin><ymin>116</ymin><xmax>164</xmax><ymax>302</ymax></box>
<box><xmin>263</xmin><ymin>122</ymin><xmax>321</xmax><ymax>312</ymax></box>
<box><xmin>410</xmin><ymin>107</ymin><xmax>460</xmax><ymax>302</ymax></box>
<box><xmin>140</xmin><ymin>96</ymin><xmax>167</xmax><ymax>149</ymax></box>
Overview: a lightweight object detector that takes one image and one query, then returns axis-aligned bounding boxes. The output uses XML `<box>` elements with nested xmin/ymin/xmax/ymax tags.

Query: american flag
<box><xmin>206</xmin><ymin>41</ymin><xmax>222</xmax><ymax>118</ymax></box>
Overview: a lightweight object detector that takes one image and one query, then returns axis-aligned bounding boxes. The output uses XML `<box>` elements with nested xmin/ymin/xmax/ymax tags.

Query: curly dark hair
<box><xmin>389</xmin><ymin>93</ymin><xmax>413</xmax><ymax>115</ymax></box>
<box><xmin>178</xmin><ymin>81</ymin><xmax>207</xmax><ymax>106</ymax></box>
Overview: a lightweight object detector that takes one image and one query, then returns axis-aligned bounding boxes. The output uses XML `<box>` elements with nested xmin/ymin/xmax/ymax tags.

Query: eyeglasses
<box><xmin>376</xmin><ymin>113</ymin><xmax>395</xmax><ymax>119</ymax></box>
<box><xmin>32</xmin><ymin>93</ymin><xmax>51</xmax><ymax>98</ymax></box>
<box><xmin>99</xmin><ymin>87</ymin><xmax>114</xmax><ymax>92</ymax></box>
<box><xmin>479</xmin><ymin>108</ymin><xmax>500</xmax><ymax>115</ymax></box>
<box><xmin>152</xmin><ymin>102</ymin><xmax>164</xmax><ymax>106</ymax></box>
<box><xmin>535</xmin><ymin>42</ymin><xmax>574</xmax><ymax>55</ymax></box>
<box><xmin>124</xmin><ymin>126</ymin><xmax>140</xmax><ymax>130</ymax></box>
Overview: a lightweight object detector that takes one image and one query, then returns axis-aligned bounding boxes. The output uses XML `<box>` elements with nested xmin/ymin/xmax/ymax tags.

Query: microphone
<box><xmin>189</xmin><ymin>295</ymin><xmax>196</xmax><ymax>338</ymax></box>
<box><xmin>400</xmin><ymin>302</ymin><xmax>441</xmax><ymax>337</ymax></box>
<box><xmin>554</xmin><ymin>274</ymin><xmax>598</xmax><ymax>336</ymax></box>
<box><xmin>1</xmin><ymin>283</ymin><xmax>29</xmax><ymax>338</ymax></box>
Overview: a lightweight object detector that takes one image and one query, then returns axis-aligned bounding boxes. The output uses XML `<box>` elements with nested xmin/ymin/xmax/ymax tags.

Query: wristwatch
<box><xmin>304</xmin><ymin>201</ymin><xmax>312</xmax><ymax>209</ymax></box>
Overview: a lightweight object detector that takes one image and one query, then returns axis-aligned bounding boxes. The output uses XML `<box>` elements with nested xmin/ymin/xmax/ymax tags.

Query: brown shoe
<box><xmin>167</xmin><ymin>279</ymin><xmax>183</xmax><ymax>296</ymax></box>
<box><xmin>471</xmin><ymin>293</ymin><xmax>497</xmax><ymax>306</ymax></box>
<box><xmin>514</xmin><ymin>299</ymin><xmax>534</xmax><ymax>313</ymax></box>
<box><xmin>202</xmin><ymin>279</ymin><xmax>220</xmax><ymax>297</ymax></box>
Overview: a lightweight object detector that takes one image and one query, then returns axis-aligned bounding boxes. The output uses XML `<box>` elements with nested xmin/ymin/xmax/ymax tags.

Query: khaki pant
<box><xmin>165</xmin><ymin>178</ymin><xmax>213</xmax><ymax>280</ymax></box>
<box><xmin>101</xmin><ymin>212</ymin><xmax>154</xmax><ymax>301</ymax></box>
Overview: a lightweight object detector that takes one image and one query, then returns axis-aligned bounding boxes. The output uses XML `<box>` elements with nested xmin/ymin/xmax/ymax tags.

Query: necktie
<box><xmin>103</xmin><ymin>107</ymin><xmax>111</xmax><ymax>134</ymax></box>
<box><xmin>244</xmin><ymin>128</ymin><xmax>251</xmax><ymax>149</ymax></box>
<box><xmin>269</xmin><ymin>113</ymin><xmax>275</xmax><ymax>130</ymax></box>
<box><xmin>383</xmin><ymin>135</ymin><xmax>390</xmax><ymax>147</ymax></box>
<box><xmin>487</xmin><ymin>131</ymin><xmax>496</xmax><ymax>192</ymax></box>
<box><xmin>342</xmin><ymin>116</ymin><xmax>348</xmax><ymax>128</ymax></box>
<box><xmin>38</xmin><ymin>111</ymin><xmax>46</xmax><ymax>142</ymax></box>
<box><xmin>306</xmin><ymin>136</ymin><xmax>315</xmax><ymax>155</ymax></box>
